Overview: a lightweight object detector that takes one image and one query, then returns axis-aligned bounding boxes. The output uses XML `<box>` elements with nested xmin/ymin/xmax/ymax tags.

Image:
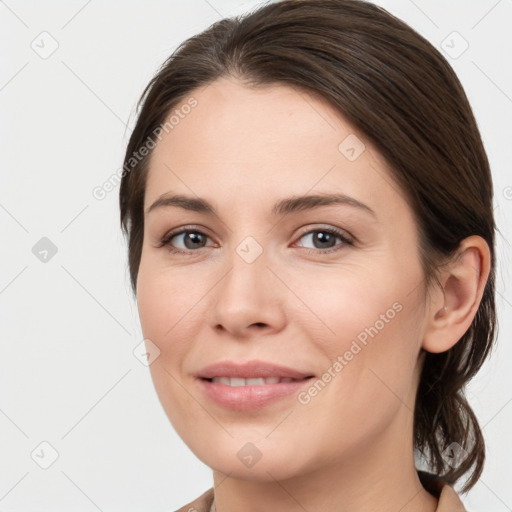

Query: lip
<box><xmin>195</xmin><ymin>360</ymin><xmax>314</xmax><ymax>411</ymax></box>
<box><xmin>196</xmin><ymin>360</ymin><xmax>313</xmax><ymax>380</ymax></box>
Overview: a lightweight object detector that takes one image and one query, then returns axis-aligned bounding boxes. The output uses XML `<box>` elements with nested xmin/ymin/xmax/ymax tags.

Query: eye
<box><xmin>294</xmin><ymin>227</ymin><xmax>352</xmax><ymax>253</ymax></box>
<box><xmin>157</xmin><ymin>225</ymin><xmax>352</xmax><ymax>255</ymax></box>
<box><xmin>158</xmin><ymin>228</ymin><xmax>215</xmax><ymax>254</ymax></box>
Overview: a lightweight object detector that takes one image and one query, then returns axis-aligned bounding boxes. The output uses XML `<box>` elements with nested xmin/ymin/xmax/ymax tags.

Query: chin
<box><xmin>189</xmin><ymin>435</ymin><xmax>314</xmax><ymax>483</ymax></box>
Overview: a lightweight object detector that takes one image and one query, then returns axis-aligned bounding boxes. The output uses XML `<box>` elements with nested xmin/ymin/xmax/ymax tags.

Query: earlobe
<box><xmin>422</xmin><ymin>236</ymin><xmax>491</xmax><ymax>354</ymax></box>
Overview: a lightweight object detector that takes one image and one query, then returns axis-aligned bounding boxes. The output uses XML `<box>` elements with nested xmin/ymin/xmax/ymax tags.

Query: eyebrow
<box><xmin>145</xmin><ymin>192</ymin><xmax>376</xmax><ymax>218</ymax></box>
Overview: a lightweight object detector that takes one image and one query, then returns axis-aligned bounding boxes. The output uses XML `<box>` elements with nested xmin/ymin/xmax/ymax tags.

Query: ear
<box><xmin>422</xmin><ymin>235</ymin><xmax>491</xmax><ymax>354</ymax></box>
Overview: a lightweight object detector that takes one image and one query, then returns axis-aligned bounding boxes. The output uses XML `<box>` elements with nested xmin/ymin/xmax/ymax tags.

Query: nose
<box><xmin>209</xmin><ymin>245</ymin><xmax>287</xmax><ymax>339</ymax></box>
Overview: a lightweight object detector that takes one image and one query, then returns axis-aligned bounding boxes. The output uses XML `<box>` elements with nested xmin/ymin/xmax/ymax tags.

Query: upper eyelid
<box><xmin>161</xmin><ymin>225</ymin><xmax>352</xmax><ymax>248</ymax></box>
<box><xmin>160</xmin><ymin>226</ymin><xmax>216</xmax><ymax>247</ymax></box>
<box><xmin>296</xmin><ymin>224</ymin><xmax>351</xmax><ymax>238</ymax></box>
<box><xmin>161</xmin><ymin>225</ymin><xmax>214</xmax><ymax>241</ymax></box>
<box><xmin>163</xmin><ymin>224</ymin><xmax>348</xmax><ymax>237</ymax></box>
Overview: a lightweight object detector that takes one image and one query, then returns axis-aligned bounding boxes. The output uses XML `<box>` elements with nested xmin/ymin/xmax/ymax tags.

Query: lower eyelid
<box><xmin>160</xmin><ymin>228</ymin><xmax>352</xmax><ymax>253</ymax></box>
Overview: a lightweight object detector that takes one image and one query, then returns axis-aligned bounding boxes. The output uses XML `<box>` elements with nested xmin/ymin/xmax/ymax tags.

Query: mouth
<box><xmin>202</xmin><ymin>376</ymin><xmax>313</xmax><ymax>386</ymax></box>
<box><xmin>195</xmin><ymin>361</ymin><xmax>315</xmax><ymax>410</ymax></box>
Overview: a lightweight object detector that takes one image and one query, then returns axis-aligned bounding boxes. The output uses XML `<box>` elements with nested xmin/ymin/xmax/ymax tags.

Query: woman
<box><xmin>119</xmin><ymin>1</ymin><xmax>496</xmax><ymax>510</ymax></box>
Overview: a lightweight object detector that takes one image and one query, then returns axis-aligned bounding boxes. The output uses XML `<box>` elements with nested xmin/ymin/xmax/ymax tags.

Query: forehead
<box><xmin>144</xmin><ymin>77</ymin><xmax>402</xmax><ymax>216</ymax></box>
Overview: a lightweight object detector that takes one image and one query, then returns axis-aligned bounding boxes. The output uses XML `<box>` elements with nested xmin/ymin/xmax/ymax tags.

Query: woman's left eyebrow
<box><xmin>145</xmin><ymin>192</ymin><xmax>376</xmax><ymax>219</ymax></box>
<box><xmin>272</xmin><ymin>193</ymin><xmax>376</xmax><ymax>218</ymax></box>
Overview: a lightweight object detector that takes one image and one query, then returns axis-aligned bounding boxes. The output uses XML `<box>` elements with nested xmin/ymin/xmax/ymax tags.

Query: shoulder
<box><xmin>173</xmin><ymin>488</ymin><xmax>214</xmax><ymax>512</ymax></box>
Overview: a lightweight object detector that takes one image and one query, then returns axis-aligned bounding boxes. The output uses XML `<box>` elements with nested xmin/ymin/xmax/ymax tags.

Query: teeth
<box><xmin>246</xmin><ymin>378</ymin><xmax>265</xmax><ymax>386</ymax></box>
<box><xmin>210</xmin><ymin>376</ymin><xmax>297</xmax><ymax>386</ymax></box>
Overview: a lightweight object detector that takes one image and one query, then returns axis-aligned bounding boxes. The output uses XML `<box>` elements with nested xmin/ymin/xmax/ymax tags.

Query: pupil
<box><xmin>315</xmin><ymin>232</ymin><xmax>335</xmax><ymax>249</ymax></box>
<box><xmin>185</xmin><ymin>232</ymin><xmax>204</xmax><ymax>249</ymax></box>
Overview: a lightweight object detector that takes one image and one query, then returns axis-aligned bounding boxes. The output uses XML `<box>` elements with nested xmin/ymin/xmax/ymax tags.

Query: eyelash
<box><xmin>157</xmin><ymin>225</ymin><xmax>353</xmax><ymax>256</ymax></box>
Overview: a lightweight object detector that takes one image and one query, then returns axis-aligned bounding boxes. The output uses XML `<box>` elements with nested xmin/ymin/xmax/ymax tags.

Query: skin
<box><xmin>136</xmin><ymin>77</ymin><xmax>490</xmax><ymax>511</ymax></box>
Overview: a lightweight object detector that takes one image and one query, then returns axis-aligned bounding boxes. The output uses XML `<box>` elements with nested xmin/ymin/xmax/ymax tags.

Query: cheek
<box><xmin>136</xmin><ymin>262</ymin><xmax>206</xmax><ymax>430</ymax></box>
<box><xmin>289</xmin><ymin>262</ymin><xmax>405</xmax><ymax>351</ymax></box>
<box><xmin>136</xmin><ymin>256</ymin><xmax>202</xmax><ymax>342</ymax></box>
<box><xmin>294</xmin><ymin>260</ymin><xmax>424</xmax><ymax>404</ymax></box>
<box><xmin>294</xmin><ymin>289</ymin><xmax>423</xmax><ymax>460</ymax></box>
<box><xmin>136</xmin><ymin>259</ymin><xmax>205</xmax><ymax>397</ymax></box>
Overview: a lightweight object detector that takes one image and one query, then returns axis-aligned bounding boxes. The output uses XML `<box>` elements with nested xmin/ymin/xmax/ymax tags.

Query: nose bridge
<box><xmin>223</xmin><ymin>235</ymin><xmax>269</xmax><ymax>301</ymax></box>
<box><xmin>209</xmin><ymin>234</ymin><xmax>286</xmax><ymax>335</ymax></box>
<box><xmin>234</xmin><ymin>234</ymin><xmax>266</xmax><ymax>267</ymax></box>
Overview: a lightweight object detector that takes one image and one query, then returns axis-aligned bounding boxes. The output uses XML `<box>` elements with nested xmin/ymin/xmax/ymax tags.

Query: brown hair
<box><xmin>119</xmin><ymin>0</ymin><xmax>496</xmax><ymax>493</ymax></box>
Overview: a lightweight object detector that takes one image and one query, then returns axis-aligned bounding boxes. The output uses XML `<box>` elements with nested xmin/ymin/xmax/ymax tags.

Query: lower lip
<box><xmin>197</xmin><ymin>378</ymin><xmax>313</xmax><ymax>411</ymax></box>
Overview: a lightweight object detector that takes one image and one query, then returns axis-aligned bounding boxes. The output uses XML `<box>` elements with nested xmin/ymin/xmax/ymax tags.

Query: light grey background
<box><xmin>1</xmin><ymin>1</ymin><xmax>511</xmax><ymax>511</ymax></box>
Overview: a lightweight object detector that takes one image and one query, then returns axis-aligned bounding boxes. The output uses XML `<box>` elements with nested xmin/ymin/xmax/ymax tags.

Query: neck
<box><xmin>213</xmin><ymin>460</ymin><xmax>437</xmax><ymax>512</ymax></box>
<box><xmin>211</xmin><ymin>407</ymin><xmax>438</xmax><ymax>512</ymax></box>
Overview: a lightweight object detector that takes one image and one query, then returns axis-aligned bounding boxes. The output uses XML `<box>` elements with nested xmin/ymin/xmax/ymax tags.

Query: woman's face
<box><xmin>137</xmin><ymin>77</ymin><xmax>431</xmax><ymax>480</ymax></box>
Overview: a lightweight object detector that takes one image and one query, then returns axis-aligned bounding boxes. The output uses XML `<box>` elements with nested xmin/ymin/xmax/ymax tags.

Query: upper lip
<box><xmin>196</xmin><ymin>360</ymin><xmax>314</xmax><ymax>380</ymax></box>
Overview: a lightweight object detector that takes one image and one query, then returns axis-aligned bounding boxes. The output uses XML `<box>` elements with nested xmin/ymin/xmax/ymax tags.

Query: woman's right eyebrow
<box><xmin>146</xmin><ymin>194</ymin><xmax>214</xmax><ymax>216</ymax></box>
<box><xmin>145</xmin><ymin>192</ymin><xmax>377</xmax><ymax>219</ymax></box>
